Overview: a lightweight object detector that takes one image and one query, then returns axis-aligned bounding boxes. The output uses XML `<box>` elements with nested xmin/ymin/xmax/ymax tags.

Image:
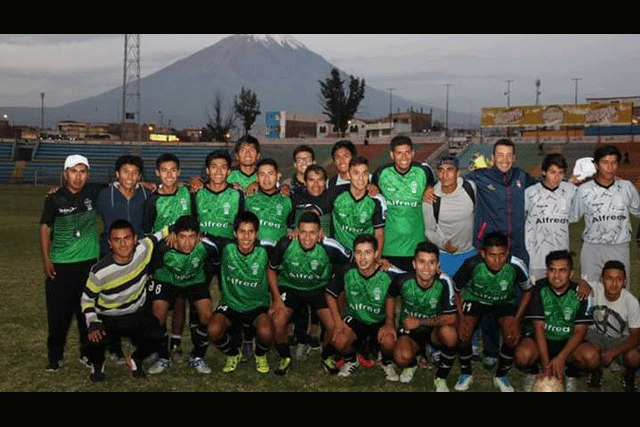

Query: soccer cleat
<box><xmin>255</xmin><ymin>354</ymin><xmax>270</xmax><ymax>374</ymax></box>
<box><xmin>434</xmin><ymin>377</ymin><xmax>450</xmax><ymax>392</ymax></box>
<box><xmin>381</xmin><ymin>363</ymin><xmax>399</xmax><ymax>382</ymax></box>
<box><xmin>222</xmin><ymin>352</ymin><xmax>243</xmax><ymax>373</ymax></box>
<box><xmin>148</xmin><ymin>358</ymin><xmax>171</xmax><ymax>374</ymax></box>
<box><xmin>588</xmin><ymin>369</ymin><xmax>602</xmax><ymax>388</ymax></box>
<box><xmin>493</xmin><ymin>375</ymin><xmax>515</xmax><ymax>392</ymax></box>
<box><xmin>564</xmin><ymin>376</ymin><xmax>577</xmax><ymax>393</ymax></box>
<box><xmin>45</xmin><ymin>359</ymin><xmax>62</xmax><ymax>372</ymax></box>
<box><xmin>356</xmin><ymin>352</ymin><xmax>375</xmax><ymax>368</ymax></box>
<box><xmin>79</xmin><ymin>355</ymin><xmax>92</xmax><ymax>370</ymax></box>
<box><xmin>338</xmin><ymin>359</ymin><xmax>359</xmax><ymax>377</ymax></box>
<box><xmin>400</xmin><ymin>366</ymin><xmax>418</xmax><ymax>383</ymax></box>
<box><xmin>126</xmin><ymin>357</ymin><xmax>146</xmax><ymax>379</ymax></box>
<box><xmin>321</xmin><ymin>357</ymin><xmax>340</xmax><ymax>375</ymax></box>
<box><xmin>454</xmin><ymin>374</ymin><xmax>473</xmax><ymax>391</ymax></box>
<box><xmin>188</xmin><ymin>357</ymin><xmax>212</xmax><ymax>374</ymax></box>
<box><xmin>89</xmin><ymin>362</ymin><xmax>105</xmax><ymax>382</ymax></box>
<box><xmin>274</xmin><ymin>357</ymin><xmax>292</xmax><ymax>376</ymax></box>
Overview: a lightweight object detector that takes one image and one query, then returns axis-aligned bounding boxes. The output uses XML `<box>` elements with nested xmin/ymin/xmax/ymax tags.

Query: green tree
<box><xmin>206</xmin><ymin>91</ymin><xmax>236</xmax><ymax>143</ymax></box>
<box><xmin>318</xmin><ymin>68</ymin><xmax>365</xmax><ymax>137</ymax></box>
<box><xmin>234</xmin><ymin>87</ymin><xmax>261</xmax><ymax>136</ymax></box>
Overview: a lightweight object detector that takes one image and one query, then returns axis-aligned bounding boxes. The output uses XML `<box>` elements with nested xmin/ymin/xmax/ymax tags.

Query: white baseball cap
<box><xmin>64</xmin><ymin>154</ymin><xmax>90</xmax><ymax>170</ymax></box>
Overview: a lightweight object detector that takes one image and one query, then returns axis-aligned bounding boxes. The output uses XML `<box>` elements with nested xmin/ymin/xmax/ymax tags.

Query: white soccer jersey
<box><xmin>570</xmin><ymin>179</ymin><xmax>640</xmax><ymax>244</ymax></box>
<box><xmin>589</xmin><ymin>280</ymin><xmax>640</xmax><ymax>340</ymax></box>
<box><xmin>525</xmin><ymin>181</ymin><xmax>576</xmax><ymax>270</ymax></box>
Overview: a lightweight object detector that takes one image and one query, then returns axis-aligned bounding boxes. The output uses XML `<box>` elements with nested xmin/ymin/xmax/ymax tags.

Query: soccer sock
<box><xmin>344</xmin><ymin>351</ymin><xmax>357</xmax><ymax>364</ymax></box>
<box><xmin>321</xmin><ymin>343</ymin><xmax>337</xmax><ymax>360</ymax></box>
<box><xmin>192</xmin><ymin>324</ymin><xmax>209</xmax><ymax>359</ymax></box>
<box><xmin>381</xmin><ymin>353</ymin><xmax>394</xmax><ymax>366</ymax></box>
<box><xmin>436</xmin><ymin>346</ymin><xmax>456</xmax><ymax>379</ymax></box>
<box><xmin>254</xmin><ymin>338</ymin><xmax>270</xmax><ymax>357</ymax></box>
<box><xmin>495</xmin><ymin>344</ymin><xmax>514</xmax><ymax>377</ymax></box>
<box><xmin>243</xmin><ymin>324</ymin><xmax>255</xmax><ymax>342</ymax></box>
<box><xmin>458</xmin><ymin>344</ymin><xmax>473</xmax><ymax>375</ymax></box>
<box><xmin>170</xmin><ymin>334</ymin><xmax>182</xmax><ymax>349</ymax></box>
<box><xmin>276</xmin><ymin>342</ymin><xmax>291</xmax><ymax>359</ymax></box>
<box><xmin>214</xmin><ymin>332</ymin><xmax>239</xmax><ymax>356</ymax></box>
<box><xmin>158</xmin><ymin>330</ymin><xmax>170</xmax><ymax>359</ymax></box>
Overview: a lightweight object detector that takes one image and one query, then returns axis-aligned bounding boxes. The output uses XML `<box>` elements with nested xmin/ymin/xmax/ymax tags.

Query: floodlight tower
<box><xmin>535</xmin><ymin>78</ymin><xmax>541</xmax><ymax>105</ymax></box>
<box><xmin>122</xmin><ymin>34</ymin><xmax>141</xmax><ymax>141</ymax></box>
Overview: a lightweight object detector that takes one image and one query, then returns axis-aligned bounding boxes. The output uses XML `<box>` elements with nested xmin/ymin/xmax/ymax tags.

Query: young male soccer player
<box><xmin>227</xmin><ymin>135</ymin><xmax>261</xmax><ymax>191</ymax></box>
<box><xmin>81</xmin><ymin>220</ymin><xmax>167</xmax><ymax>382</ymax></box>
<box><xmin>269</xmin><ymin>211</ymin><xmax>352</xmax><ymax>375</ymax></box>
<box><xmin>326</xmin><ymin>234</ymin><xmax>401</xmax><ymax>381</ymax></box>
<box><xmin>327</xmin><ymin>139</ymin><xmax>357</xmax><ymax>190</ymax></box>
<box><xmin>515</xmin><ymin>250</ymin><xmax>598</xmax><ymax>392</ymax></box>
<box><xmin>206</xmin><ymin>211</ymin><xmax>276</xmax><ymax>374</ymax></box>
<box><xmin>291</xmin><ymin>164</ymin><xmax>332</xmax><ymax>237</ymax></box>
<box><xmin>525</xmin><ymin>154</ymin><xmax>576</xmax><ymax>282</ymax></box>
<box><xmin>387</xmin><ymin>242</ymin><xmax>458</xmax><ymax>390</ymax></box>
<box><xmin>40</xmin><ymin>155</ymin><xmax>105</xmax><ymax>371</ymax></box>
<box><xmin>147</xmin><ymin>215</ymin><xmax>215</xmax><ymax>375</ymax></box>
<box><xmin>371</xmin><ymin>135</ymin><xmax>435</xmax><ymax>272</ymax></box>
<box><xmin>452</xmin><ymin>232</ymin><xmax>532</xmax><ymax>392</ymax></box>
<box><xmin>283</xmin><ymin>145</ymin><xmax>315</xmax><ymax>197</ymax></box>
<box><xmin>245</xmin><ymin>158</ymin><xmax>295</xmax><ymax>243</ymax></box>
<box><xmin>322</xmin><ymin>157</ymin><xmax>385</xmax><ymax>258</ymax></box>
<box><xmin>585</xmin><ymin>261</ymin><xmax>640</xmax><ymax>392</ymax></box>
<box><xmin>570</xmin><ymin>144</ymin><xmax>640</xmax><ymax>287</ymax></box>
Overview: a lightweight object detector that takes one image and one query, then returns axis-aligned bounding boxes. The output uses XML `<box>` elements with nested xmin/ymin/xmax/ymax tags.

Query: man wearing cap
<box><xmin>40</xmin><ymin>155</ymin><xmax>106</xmax><ymax>371</ymax></box>
<box><xmin>423</xmin><ymin>155</ymin><xmax>476</xmax><ymax>277</ymax></box>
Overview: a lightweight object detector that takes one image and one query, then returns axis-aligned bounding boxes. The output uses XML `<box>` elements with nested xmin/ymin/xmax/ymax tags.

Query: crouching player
<box><xmin>326</xmin><ymin>234</ymin><xmax>402</xmax><ymax>381</ymax></box>
<box><xmin>515</xmin><ymin>250</ymin><xmax>599</xmax><ymax>392</ymax></box>
<box><xmin>388</xmin><ymin>241</ymin><xmax>458</xmax><ymax>390</ymax></box>
<box><xmin>452</xmin><ymin>232</ymin><xmax>532</xmax><ymax>392</ymax></box>
<box><xmin>206</xmin><ymin>211</ymin><xmax>276</xmax><ymax>374</ymax></box>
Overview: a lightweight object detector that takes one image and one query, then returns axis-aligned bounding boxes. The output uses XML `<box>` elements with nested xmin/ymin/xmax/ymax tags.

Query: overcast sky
<box><xmin>1</xmin><ymin>34</ymin><xmax>639</xmax><ymax>119</ymax></box>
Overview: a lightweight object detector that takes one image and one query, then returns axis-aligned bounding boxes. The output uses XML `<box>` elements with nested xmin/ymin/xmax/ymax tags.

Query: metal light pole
<box><xmin>387</xmin><ymin>88</ymin><xmax>395</xmax><ymax>136</ymax></box>
<box><xmin>504</xmin><ymin>80</ymin><xmax>514</xmax><ymax>108</ymax></box>
<box><xmin>444</xmin><ymin>84</ymin><xmax>452</xmax><ymax>141</ymax></box>
<box><xmin>571</xmin><ymin>77</ymin><xmax>583</xmax><ymax>105</ymax></box>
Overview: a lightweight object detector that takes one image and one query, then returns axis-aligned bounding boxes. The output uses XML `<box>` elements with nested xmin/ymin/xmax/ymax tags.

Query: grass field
<box><xmin>1</xmin><ymin>183</ymin><xmax>638</xmax><ymax>392</ymax></box>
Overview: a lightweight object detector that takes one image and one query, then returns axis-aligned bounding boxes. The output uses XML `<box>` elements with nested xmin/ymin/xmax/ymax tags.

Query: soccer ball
<box><xmin>532</xmin><ymin>375</ymin><xmax>564</xmax><ymax>392</ymax></box>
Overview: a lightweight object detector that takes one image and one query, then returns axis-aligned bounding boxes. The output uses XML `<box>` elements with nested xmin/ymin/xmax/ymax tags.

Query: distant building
<box><xmin>57</xmin><ymin>120</ymin><xmax>87</xmax><ymax>140</ymax></box>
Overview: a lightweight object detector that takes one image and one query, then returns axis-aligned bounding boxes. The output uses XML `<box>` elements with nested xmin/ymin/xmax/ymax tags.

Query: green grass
<box><xmin>0</xmin><ymin>184</ymin><xmax>638</xmax><ymax>392</ymax></box>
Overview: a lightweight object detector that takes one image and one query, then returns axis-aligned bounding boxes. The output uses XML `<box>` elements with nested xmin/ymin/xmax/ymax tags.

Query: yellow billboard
<box><xmin>481</xmin><ymin>102</ymin><xmax>633</xmax><ymax>127</ymax></box>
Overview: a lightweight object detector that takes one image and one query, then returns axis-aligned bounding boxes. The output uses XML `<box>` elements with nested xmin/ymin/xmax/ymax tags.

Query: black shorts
<box><xmin>344</xmin><ymin>316</ymin><xmax>383</xmax><ymax>356</ymax></box>
<box><xmin>280</xmin><ymin>286</ymin><xmax>328</xmax><ymax>312</ymax></box>
<box><xmin>461</xmin><ymin>300</ymin><xmax>517</xmax><ymax>318</ymax></box>
<box><xmin>151</xmin><ymin>281</ymin><xmax>211</xmax><ymax>305</ymax></box>
<box><xmin>214</xmin><ymin>304</ymin><xmax>269</xmax><ymax>328</ymax></box>
<box><xmin>398</xmin><ymin>326</ymin><xmax>435</xmax><ymax>348</ymax></box>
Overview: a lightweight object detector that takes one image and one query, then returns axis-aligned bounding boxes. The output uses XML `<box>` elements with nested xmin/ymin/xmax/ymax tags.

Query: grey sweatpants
<box><xmin>580</xmin><ymin>242</ymin><xmax>630</xmax><ymax>288</ymax></box>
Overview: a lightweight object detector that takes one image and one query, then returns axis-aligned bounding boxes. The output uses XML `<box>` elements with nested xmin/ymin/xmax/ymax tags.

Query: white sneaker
<box><xmin>400</xmin><ymin>366</ymin><xmax>418</xmax><ymax>383</ymax></box>
<box><xmin>148</xmin><ymin>358</ymin><xmax>171</xmax><ymax>374</ymax></box>
<box><xmin>565</xmin><ymin>376</ymin><xmax>577</xmax><ymax>392</ymax></box>
<box><xmin>338</xmin><ymin>359</ymin><xmax>359</xmax><ymax>377</ymax></box>
<box><xmin>454</xmin><ymin>374</ymin><xmax>473</xmax><ymax>391</ymax></box>
<box><xmin>381</xmin><ymin>363</ymin><xmax>399</xmax><ymax>382</ymax></box>
<box><xmin>434</xmin><ymin>377</ymin><xmax>450</xmax><ymax>392</ymax></box>
<box><xmin>188</xmin><ymin>357</ymin><xmax>211</xmax><ymax>374</ymax></box>
<box><xmin>493</xmin><ymin>375</ymin><xmax>515</xmax><ymax>392</ymax></box>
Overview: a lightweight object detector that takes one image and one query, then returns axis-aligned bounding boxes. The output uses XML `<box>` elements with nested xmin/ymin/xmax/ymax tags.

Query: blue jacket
<box><xmin>465</xmin><ymin>166</ymin><xmax>537</xmax><ymax>264</ymax></box>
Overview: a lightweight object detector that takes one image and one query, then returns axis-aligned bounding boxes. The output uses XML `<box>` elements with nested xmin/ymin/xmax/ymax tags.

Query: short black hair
<box><xmin>234</xmin><ymin>135</ymin><xmax>261</xmax><ymax>154</ymax></box>
<box><xmin>109</xmin><ymin>219</ymin><xmax>135</xmax><ymax>236</ymax></box>
<box><xmin>349</xmin><ymin>156</ymin><xmax>369</xmax><ymax>169</ymax></box>
<box><xmin>415</xmin><ymin>241</ymin><xmax>439</xmax><ymax>260</ymax></box>
<box><xmin>353</xmin><ymin>233</ymin><xmax>378</xmax><ymax>252</ymax></box>
<box><xmin>156</xmin><ymin>153</ymin><xmax>180</xmax><ymax>170</ymax></box>
<box><xmin>602</xmin><ymin>260</ymin><xmax>626</xmax><ymax>277</ymax></box>
<box><xmin>332</xmin><ymin>140</ymin><xmax>357</xmax><ymax>159</ymax></box>
<box><xmin>256</xmin><ymin>158</ymin><xmax>279</xmax><ymax>173</ymax></box>
<box><xmin>205</xmin><ymin>150</ymin><xmax>232</xmax><ymax>168</ymax></box>
<box><xmin>293</xmin><ymin>144</ymin><xmax>315</xmax><ymax>161</ymax></box>
<box><xmin>493</xmin><ymin>138</ymin><xmax>515</xmax><ymax>155</ymax></box>
<box><xmin>233</xmin><ymin>210</ymin><xmax>259</xmax><ymax>232</ymax></box>
<box><xmin>298</xmin><ymin>210</ymin><xmax>321</xmax><ymax>228</ymax></box>
<box><xmin>482</xmin><ymin>231</ymin><xmax>509</xmax><ymax>250</ymax></box>
<box><xmin>173</xmin><ymin>215</ymin><xmax>199</xmax><ymax>234</ymax></box>
<box><xmin>115</xmin><ymin>155</ymin><xmax>143</xmax><ymax>174</ymax></box>
<box><xmin>390</xmin><ymin>135</ymin><xmax>413</xmax><ymax>151</ymax></box>
<box><xmin>541</xmin><ymin>153</ymin><xmax>568</xmax><ymax>172</ymax></box>
<box><xmin>304</xmin><ymin>164</ymin><xmax>327</xmax><ymax>181</ymax></box>
<box><xmin>545</xmin><ymin>250</ymin><xmax>573</xmax><ymax>270</ymax></box>
<box><xmin>593</xmin><ymin>144</ymin><xmax>622</xmax><ymax>164</ymax></box>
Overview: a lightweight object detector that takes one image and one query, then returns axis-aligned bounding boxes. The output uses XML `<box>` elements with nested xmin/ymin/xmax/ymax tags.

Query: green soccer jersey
<box><xmin>324</xmin><ymin>186</ymin><xmax>385</xmax><ymax>251</ymax></box>
<box><xmin>453</xmin><ymin>254</ymin><xmax>531</xmax><ymax>306</ymax></box>
<box><xmin>389</xmin><ymin>273</ymin><xmax>457</xmax><ymax>330</ymax></box>
<box><xmin>327</xmin><ymin>264</ymin><xmax>400</xmax><ymax>325</ymax></box>
<box><xmin>40</xmin><ymin>184</ymin><xmax>103</xmax><ymax>263</ymax></box>
<box><xmin>143</xmin><ymin>185</ymin><xmax>192</xmax><ymax>234</ymax></box>
<box><xmin>245</xmin><ymin>190</ymin><xmax>294</xmax><ymax>243</ymax></box>
<box><xmin>526</xmin><ymin>279</ymin><xmax>593</xmax><ymax>342</ymax></box>
<box><xmin>270</xmin><ymin>237</ymin><xmax>351</xmax><ymax>292</ymax></box>
<box><xmin>372</xmin><ymin>162</ymin><xmax>434</xmax><ymax>257</ymax></box>
<box><xmin>152</xmin><ymin>240</ymin><xmax>215</xmax><ymax>288</ymax></box>
<box><xmin>227</xmin><ymin>168</ymin><xmax>256</xmax><ymax>191</ymax></box>
<box><xmin>194</xmin><ymin>185</ymin><xmax>244</xmax><ymax>238</ymax></box>
<box><xmin>210</xmin><ymin>237</ymin><xmax>271</xmax><ymax>313</ymax></box>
